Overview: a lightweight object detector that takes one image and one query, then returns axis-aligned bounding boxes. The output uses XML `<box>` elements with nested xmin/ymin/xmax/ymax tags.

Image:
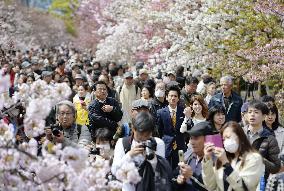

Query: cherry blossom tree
<box><xmin>0</xmin><ymin>1</ymin><xmax>73</xmax><ymax>51</ymax></box>
<box><xmin>0</xmin><ymin>69</ymin><xmax>141</xmax><ymax>190</ymax></box>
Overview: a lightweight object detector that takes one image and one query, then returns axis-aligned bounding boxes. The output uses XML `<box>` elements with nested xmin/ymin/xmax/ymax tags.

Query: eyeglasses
<box><xmin>58</xmin><ymin>112</ymin><xmax>73</xmax><ymax>117</ymax></box>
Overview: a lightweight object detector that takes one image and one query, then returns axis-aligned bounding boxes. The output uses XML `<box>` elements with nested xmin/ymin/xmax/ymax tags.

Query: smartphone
<box><xmin>178</xmin><ymin>150</ymin><xmax>184</xmax><ymax>162</ymax></box>
<box><xmin>205</xmin><ymin>134</ymin><xmax>223</xmax><ymax>148</ymax></box>
<box><xmin>81</xmin><ymin>101</ymin><xmax>86</xmax><ymax>106</ymax></box>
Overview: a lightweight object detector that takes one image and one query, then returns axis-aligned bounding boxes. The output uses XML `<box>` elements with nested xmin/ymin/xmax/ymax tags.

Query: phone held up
<box><xmin>178</xmin><ymin>150</ymin><xmax>184</xmax><ymax>163</ymax></box>
<box><xmin>205</xmin><ymin>134</ymin><xmax>223</xmax><ymax>148</ymax></box>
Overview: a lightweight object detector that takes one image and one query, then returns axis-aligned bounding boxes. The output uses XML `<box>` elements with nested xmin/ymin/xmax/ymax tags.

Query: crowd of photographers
<box><xmin>1</xmin><ymin>45</ymin><xmax>284</xmax><ymax>191</ymax></box>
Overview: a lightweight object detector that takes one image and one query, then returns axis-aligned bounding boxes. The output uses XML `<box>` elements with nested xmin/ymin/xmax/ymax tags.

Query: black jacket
<box><xmin>251</xmin><ymin>128</ymin><xmax>281</xmax><ymax>175</ymax></box>
<box><xmin>88</xmin><ymin>97</ymin><xmax>123</xmax><ymax>136</ymax></box>
<box><xmin>209</xmin><ymin>91</ymin><xmax>243</xmax><ymax>122</ymax></box>
<box><xmin>150</xmin><ymin>97</ymin><xmax>168</xmax><ymax>121</ymax></box>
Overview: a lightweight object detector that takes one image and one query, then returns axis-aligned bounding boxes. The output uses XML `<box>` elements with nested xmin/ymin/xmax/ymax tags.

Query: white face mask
<box><xmin>224</xmin><ymin>138</ymin><xmax>239</xmax><ymax>153</ymax></box>
<box><xmin>96</xmin><ymin>144</ymin><xmax>110</xmax><ymax>151</ymax></box>
<box><xmin>155</xmin><ymin>90</ymin><xmax>165</xmax><ymax>98</ymax></box>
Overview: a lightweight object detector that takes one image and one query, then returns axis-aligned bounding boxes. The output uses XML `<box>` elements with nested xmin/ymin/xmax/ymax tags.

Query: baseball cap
<box><xmin>188</xmin><ymin>121</ymin><xmax>217</xmax><ymax>137</ymax></box>
<box><xmin>132</xmin><ymin>99</ymin><xmax>149</xmax><ymax>110</ymax></box>
<box><xmin>124</xmin><ymin>72</ymin><xmax>133</xmax><ymax>78</ymax></box>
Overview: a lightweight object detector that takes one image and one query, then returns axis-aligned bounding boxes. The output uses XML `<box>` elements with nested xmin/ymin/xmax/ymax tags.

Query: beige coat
<box><xmin>202</xmin><ymin>152</ymin><xmax>265</xmax><ymax>191</ymax></box>
<box><xmin>118</xmin><ymin>84</ymin><xmax>141</xmax><ymax>124</ymax></box>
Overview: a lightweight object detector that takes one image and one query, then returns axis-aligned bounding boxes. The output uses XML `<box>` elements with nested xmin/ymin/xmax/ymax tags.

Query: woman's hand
<box><xmin>214</xmin><ymin>147</ymin><xmax>229</xmax><ymax>165</ymax></box>
<box><xmin>204</xmin><ymin>143</ymin><xmax>215</xmax><ymax>160</ymax></box>
<box><xmin>183</xmin><ymin>107</ymin><xmax>193</xmax><ymax>118</ymax></box>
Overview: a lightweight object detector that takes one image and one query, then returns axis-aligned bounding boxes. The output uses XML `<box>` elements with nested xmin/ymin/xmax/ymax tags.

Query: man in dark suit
<box><xmin>88</xmin><ymin>81</ymin><xmax>123</xmax><ymax>140</ymax></box>
<box><xmin>157</xmin><ymin>85</ymin><xmax>186</xmax><ymax>169</ymax></box>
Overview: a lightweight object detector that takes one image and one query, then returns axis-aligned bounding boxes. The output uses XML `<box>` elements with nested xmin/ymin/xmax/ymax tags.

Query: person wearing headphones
<box><xmin>45</xmin><ymin>100</ymin><xmax>92</xmax><ymax>148</ymax></box>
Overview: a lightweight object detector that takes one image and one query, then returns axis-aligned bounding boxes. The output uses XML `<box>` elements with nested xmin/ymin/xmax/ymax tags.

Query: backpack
<box><xmin>122</xmin><ymin>136</ymin><xmax>133</xmax><ymax>153</ymax></box>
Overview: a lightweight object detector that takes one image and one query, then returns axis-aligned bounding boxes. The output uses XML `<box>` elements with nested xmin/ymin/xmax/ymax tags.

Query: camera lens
<box><xmin>145</xmin><ymin>139</ymin><xmax>156</xmax><ymax>160</ymax></box>
<box><xmin>52</xmin><ymin>129</ymin><xmax>61</xmax><ymax>137</ymax></box>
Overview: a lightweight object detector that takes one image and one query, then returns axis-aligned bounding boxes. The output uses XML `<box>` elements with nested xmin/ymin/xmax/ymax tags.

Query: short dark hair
<box><xmin>57</xmin><ymin>59</ymin><xmax>65</xmax><ymax>67</ymax></box>
<box><xmin>207</xmin><ymin>105</ymin><xmax>226</xmax><ymax>128</ymax></box>
<box><xmin>142</xmin><ymin>85</ymin><xmax>154</xmax><ymax>98</ymax></box>
<box><xmin>79</xmin><ymin>83</ymin><xmax>89</xmax><ymax>91</ymax></box>
<box><xmin>260</xmin><ymin>95</ymin><xmax>275</xmax><ymax>103</ymax></box>
<box><xmin>95</xmin><ymin>128</ymin><xmax>112</xmax><ymax>142</ymax></box>
<box><xmin>185</xmin><ymin>76</ymin><xmax>199</xmax><ymax>85</ymax></box>
<box><xmin>132</xmin><ymin>111</ymin><xmax>155</xmax><ymax>133</ymax></box>
<box><xmin>248</xmin><ymin>100</ymin><xmax>269</xmax><ymax>115</ymax></box>
<box><xmin>92</xmin><ymin>81</ymin><xmax>108</xmax><ymax>91</ymax></box>
<box><xmin>166</xmin><ymin>85</ymin><xmax>181</xmax><ymax>97</ymax></box>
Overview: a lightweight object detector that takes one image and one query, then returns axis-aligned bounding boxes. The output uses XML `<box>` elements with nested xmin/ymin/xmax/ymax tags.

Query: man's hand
<box><xmin>45</xmin><ymin>128</ymin><xmax>53</xmax><ymax>141</ymax></box>
<box><xmin>128</xmin><ymin>144</ymin><xmax>145</xmax><ymax>158</ymax></box>
<box><xmin>179</xmin><ymin>162</ymin><xmax>193</xmax><ymax>180</ymax></box>
<box><xmin>204</xmin><ymin>143</ymin><xmax>215</xmax><ymax>160</ymax></box>
<box><xmin>102</xmin><ymin>105</ymin><xmax>113</xmax><ymax>112</ymax></box>
<box><xmin>177</xmin><ymin>175</ymin><xmax>185</xmax><ymax>184</ymax></box>
<box><xmin>53</xmin><ymin>131</ymin><xmax>64</xmax><ymax>143</ymax></box>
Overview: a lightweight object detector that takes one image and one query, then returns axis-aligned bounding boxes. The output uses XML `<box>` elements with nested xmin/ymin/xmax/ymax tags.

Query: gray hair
<box><xmin>220</xmin><ymin>75</ymin><xmax>233</xmax><ymax>85</ymax></box>
<box><xmin>56</xmin><ymin>100</ymin><xmax>76</xmax><ymax>116</ymax></box>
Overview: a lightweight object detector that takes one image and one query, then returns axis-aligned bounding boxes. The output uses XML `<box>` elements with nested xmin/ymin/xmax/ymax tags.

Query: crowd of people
<box><xmin>1</xmin><ymin>45</ymin><xmax>284</xmax><ymax>191</ymax></box>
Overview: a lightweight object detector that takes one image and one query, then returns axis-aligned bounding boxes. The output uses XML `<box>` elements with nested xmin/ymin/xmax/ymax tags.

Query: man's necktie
<box><xmin>172</xmin><ymin>110</ymin><xmax>176</xmax><ymax>127</ymax></box>
<box><xmin>171</xmin><ymin>110</ymin><xmax>177</xmax><ymax>150</ymax></box>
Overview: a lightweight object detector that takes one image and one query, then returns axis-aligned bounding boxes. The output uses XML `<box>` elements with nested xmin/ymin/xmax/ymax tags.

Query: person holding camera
<box><xmin>112</xmin><ymin>112</ymin><xmax>172</xmax><ymax>191</ymax></box>
<box><xmin>45</xmin><ymin>100</ymin><xmax>91</xmax><ymax>148</ymax></box>
<box><xmin>89</xmin><ymin>127</ymin><xmax>113</xmax><ymax>161</ymax></box>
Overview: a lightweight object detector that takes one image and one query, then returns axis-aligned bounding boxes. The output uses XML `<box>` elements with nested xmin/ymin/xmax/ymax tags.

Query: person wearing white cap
<box><xmin>135</xmin><ymin>68</ymin><xmax>149</xmax><ymax>89</ymax></box>
<box><xmin>118</xmin><ymin>72</ymin><xmax>141</xmax><ymax>124</ymax></box>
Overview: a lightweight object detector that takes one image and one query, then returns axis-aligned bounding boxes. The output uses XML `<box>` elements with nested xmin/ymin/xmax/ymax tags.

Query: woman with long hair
<box><xmin>263</xmin><ymin>103</ymin><xmax>284</xmax><ymax>171</ymax></box>
<box><xmin>202</xmin><ymin>121</ymin><xmax>264</xmax><ymax>191</ymax></box>
<box><xmin>180</xmin><ymin>95</ymin><xmax>208</xmax><ymax>133</ymax></box>
<box><xmin>207</xmin><ymin>105</ymin><xmax>226</xmax><ymax>132</ymax></box>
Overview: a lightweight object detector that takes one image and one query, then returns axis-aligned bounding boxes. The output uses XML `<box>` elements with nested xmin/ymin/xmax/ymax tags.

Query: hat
<box><xmin>75</xmin><ymin>74</ymin><xmax>84</xmax><ymax>80</ymax></box>
<box><xmin>188</xmin><ymin>121</ymin><xmax>216</xmax><ymax>137</ymax></box>
<box><xmin>132</xmin><ymin>99</ymin><xmax>149</xmax><ymax>110</ymax></box>
<box><xmin>241</xmin><ymin>102</ymin><xmax>249</xmax><ymax>113</ymax></box>
<box><xmin>167</xmin><ymin>71</ymin><xmax>176</xmax><ymax>76</ymax></box>
<box><xmin>41</xmin><ymin>70</ymin><xmax>53</xmax><ymax>77</ymax></box>
<box><xmin>124</xmin><ymin>72</ymin><xmax>133</xmax><ymax>78</ymax></box>
<box><xmin>21</xmin><ymin>61</ymin><xmax>32</xmax><ymax>68</ymax></box>
<box><xmin>139</xmin><ymin>68</ymin><xmax>148</xmax><ymax>75</ymax></box>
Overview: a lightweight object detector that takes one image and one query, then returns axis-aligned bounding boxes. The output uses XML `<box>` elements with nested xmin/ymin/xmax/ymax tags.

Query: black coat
<box><xmin>208</xmin><ymin>91</ymin><xmax>243</xmax><ymax>122</ymax></box>
<box><xmin>88</xmin><ymin>97</ymin><xmax>123</xmax><ymax>136</ymax></box>
<box><xmin>251</xmin><ymin>128</ymin><xmax>281</xmax><ymax>176</ymax></box>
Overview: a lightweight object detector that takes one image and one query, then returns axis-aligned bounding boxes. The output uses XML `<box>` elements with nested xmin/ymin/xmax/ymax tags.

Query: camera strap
<box><xmin>122</xmin><ymin>136</ymin><xmax>133</xmax><ymax>153</ymax></box>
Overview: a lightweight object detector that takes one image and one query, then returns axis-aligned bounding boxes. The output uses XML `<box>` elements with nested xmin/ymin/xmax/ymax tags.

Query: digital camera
<box><xmin>141</xmin><ymin>138</ymin><xmax>157</xmax><ymax>160</ymax></box>
<box><xmin>50</xmin><ymin>124</ymin><xmax>63</xmax><ymax>137</ymax></box>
